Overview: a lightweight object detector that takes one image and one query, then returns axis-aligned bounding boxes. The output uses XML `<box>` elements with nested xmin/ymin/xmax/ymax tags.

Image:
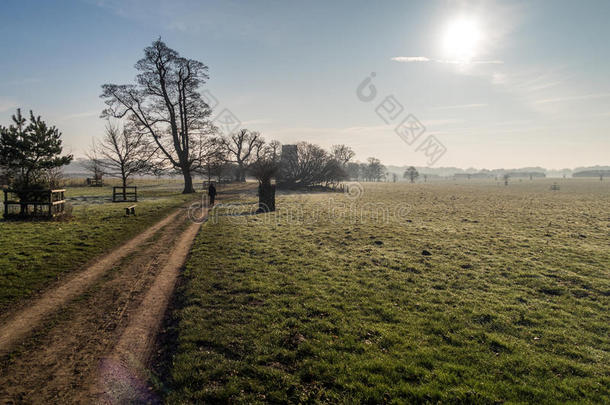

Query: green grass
<box><xmin>167</xmin><ymin>179</ymin><xmax>609</xmax><ymax>403</ymax></box>
<box><xmin>0</xmin><ymin>184</ymin><xmax>202</xmax><ymax>312</ymax></box>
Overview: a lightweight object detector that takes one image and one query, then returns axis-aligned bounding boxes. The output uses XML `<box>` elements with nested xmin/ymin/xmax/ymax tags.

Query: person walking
<box><xmin>208</xmin><ymin>182</ymin><xmax>217</xmax><ymax>206</ymax></box>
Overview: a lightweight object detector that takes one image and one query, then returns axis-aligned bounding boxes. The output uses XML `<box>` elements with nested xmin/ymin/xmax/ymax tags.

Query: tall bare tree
<box><xmin>88</xmin><ymin>121</ymin><xmax>156</xmax><ymax>190</ymax></box>
<box><xmin>100</xmin><ymin>39</ymin><xmax>214</xmax><ymax>193</ymax></box>
<box><xmin>222</xmin><ymin>129</ymin><xmax>264</xmax><ymax>182</ymax></box>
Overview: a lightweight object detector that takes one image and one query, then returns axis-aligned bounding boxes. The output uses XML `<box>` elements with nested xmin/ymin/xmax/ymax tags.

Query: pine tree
<box><xmin>0</xmin><ymin>109</ymin><xmax>73</xmax><ymax>197</ymax></box>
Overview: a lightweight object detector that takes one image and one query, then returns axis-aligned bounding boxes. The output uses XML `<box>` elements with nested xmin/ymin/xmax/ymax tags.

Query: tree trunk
<box><xmin>182</xmin><ymin>170</ymin><xmax>195</xmax><ymax>194</ymax></box>
<box><xmin>234</xmin><ymin>163</ymin><xmax>247</xmax><ymax>182</ymax></box>
<box><xmin>257</xmin><ymin>180</ymin><xmax>275</xmax><ymax>213</ymax></box>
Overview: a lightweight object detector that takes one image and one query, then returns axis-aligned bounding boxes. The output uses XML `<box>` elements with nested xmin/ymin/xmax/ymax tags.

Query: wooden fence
<box><xmin>3</xmin><ymin>189</ymin><xmax>66</xmax><ymax>218</ymax></box>
<box><xmin>112</xmin><ymin>186</ymin><xmax>137</xmax><ymax>202</ymax></box>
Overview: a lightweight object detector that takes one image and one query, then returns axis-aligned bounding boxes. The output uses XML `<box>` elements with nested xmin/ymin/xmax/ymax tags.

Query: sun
<box><xmin>442</xmin><ymin>17</ymin><xmax>482</xmax><ymax>63</ymax></box>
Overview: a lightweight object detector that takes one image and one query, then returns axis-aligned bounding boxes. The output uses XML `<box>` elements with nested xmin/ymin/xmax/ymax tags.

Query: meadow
<box><xmin>166</xmin><ymin>179</ymin><xmax>609</xmax><ymax>403</ymax></box>
<box><xmin>0</xmin><ymin>180</ymin><xmax>202</xmax><ymax>312</ymax></box>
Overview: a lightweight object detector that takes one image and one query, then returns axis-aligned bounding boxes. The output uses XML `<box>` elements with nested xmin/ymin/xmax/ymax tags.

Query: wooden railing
<box><xmin>112</xmin><ymin>186</ymin><xmax>138</xmax><ymax>202</ymax></box>
<box><xmin>3</xmin><ymin>189</ymin><xmax>66</xmax><ymax>218</ymax></box>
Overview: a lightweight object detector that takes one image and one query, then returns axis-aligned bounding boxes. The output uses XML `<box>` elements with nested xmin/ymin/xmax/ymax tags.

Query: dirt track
<box><xmin>0</xmin><ymin>205</ymin><xmax>204</xmax><ymax>403</ymax></box>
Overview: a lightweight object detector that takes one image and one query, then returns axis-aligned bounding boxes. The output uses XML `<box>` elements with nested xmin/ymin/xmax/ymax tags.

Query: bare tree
<box><xmin>249</xmin><ymin>140</ymin><xmax>280</xmax><ymax>212</ymax></box>
<box><xmin>331</xmin><ymin>144</ymin><xmax>355</xmax><ymax>166</ymax></box>
<box><xmin>43</xmin><ymin>167</ymin><xmax>64</xmax><ymax>189</ymax></box>
<box><xmin>403</xmin><ymin>166</ymin><xmax>419</xmax><ymax>183</ymax></box>
<box><xmin>222</xmin><ymin>129</ymin><xmax>264</xmax><ymax>182</ymax></box>
<box><xmin>83</xmin><ymin>143</ymin><xmax>104</xmax><ymax>185</ymax></box>
<box><xmin>278</xmin><ymin>142</ymin><xmax>354</xmax><ymax>188</ymax></box>
<box><xmin>326</xmin><ymin>144</ymin><xmax>354</xmax><ymax>187</ymax></box>
<box><xmin>364</xmin><ymin>157</ymin><xmax>386</xmax><ymax>182</ymax></box>
<box><xmin>100</xmin><ymin>39</ymin><xmax>214</xmax><ymax>193</ymax></box>
<box><xmin>322</xmin><ymin>159</ymin><xmax>348</xmax><ymax>187</ymax></box>
<box><xmin>346</xmin><ymin>162</ymin><xmax>360</xmax><ymax>180</ymax></box>
<box><xmin>198</xmin><ymin>137</ymin><xmax>227</xmax><ymax>183</ymax></box>
<box><xmin>267</xmin><ymin>140</ymin><xmax>282</xmax><ymax>158</ymax></box>
<box><xmin>291</xmin><ymin>142</ymin><xmax>329</xmax><ymax>187</ymax></box>
<box><xmin>88</xmin><ymin>121</ymin><xmax>156</xmax><ymax>192</ymax></box>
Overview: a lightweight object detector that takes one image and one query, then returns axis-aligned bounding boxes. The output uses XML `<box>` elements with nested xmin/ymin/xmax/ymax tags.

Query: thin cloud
<box><xmin>432</xmin><ymin>103</ymin><xmax>487</xmax><ymax>111</ymax></box>
<box><xmin>534</xmin><ymin>93</ymin><xmax>610</xmax><ymax>104</ymax></box>
<box><xmin>502</xmin><ymin>69</ymin><xmax>570</xmax><ymax>93</ymax></box>
<box><xmin>391</xmin><ymin>56</ymin><xmax>503</xmax><ymax>65</ymax></box>
<box><xmin>391</xmin><ymin>56</ymin><xmax>430</xmax><ymax>62</ymax></box>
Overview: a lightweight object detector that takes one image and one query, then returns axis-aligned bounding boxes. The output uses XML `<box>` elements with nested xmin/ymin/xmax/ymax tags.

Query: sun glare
<box><xmin>442</xmin><ymin>17</ymin><xmax>482</xmax><ymax>63</ymax></box>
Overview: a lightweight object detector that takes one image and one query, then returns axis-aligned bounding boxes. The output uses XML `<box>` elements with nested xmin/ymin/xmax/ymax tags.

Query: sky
<box><xmin>0</xmin><ymin>0</ymin><xmax>609</xmax><ymax>169</ymax></box>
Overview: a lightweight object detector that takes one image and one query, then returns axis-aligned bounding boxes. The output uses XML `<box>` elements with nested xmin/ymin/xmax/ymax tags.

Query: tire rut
<box><xmin>0</xmin><ymin>208</ymin><xmax>194</xmax><ymax>404</ymax></box>
<box><xmin>0</xmin><ymin>209</ymin><xmax>183</xmax><ymax>353</ymax></box>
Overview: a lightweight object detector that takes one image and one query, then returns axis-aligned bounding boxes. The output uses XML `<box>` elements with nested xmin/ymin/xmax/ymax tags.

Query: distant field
<box><xmin>0</xmin><ymin>182</ymin><xmax>204</xmax><ymax>312</ymax></box>
<box><xmin>167</xmin><ymin>179</ymin><xmax>609</xmax><ymax>403</ymax></box>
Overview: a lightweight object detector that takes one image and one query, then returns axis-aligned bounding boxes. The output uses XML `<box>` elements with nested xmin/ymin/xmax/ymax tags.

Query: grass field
<box><xmin>166</xmin><ymin>179</ymin><xmax>609</xmax><ymax>403</ymax></box>
<box><xmin>0</xmin><ymin>182</ymin><xmax>202</xmax><ymax>312</ymax></box>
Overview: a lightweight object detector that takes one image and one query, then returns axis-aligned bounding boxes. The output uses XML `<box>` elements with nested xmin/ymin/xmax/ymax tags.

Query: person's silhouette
<box><xmin>208</xmin><ymin>182</ymin><xmax>217</xmax><ymax>206</ymax></box>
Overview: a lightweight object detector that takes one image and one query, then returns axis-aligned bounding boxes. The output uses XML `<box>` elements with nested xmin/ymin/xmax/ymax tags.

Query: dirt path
<box><xmin>0</xmin><ymin>205</ymin><xmax>206</xmax><ymax>403</ymax></box>
<box><xmin>94</xmin><ymin>220</ymin><xmax>202</xmax><ymax>403</ymax></box>
<box><xmin>0</xmin><ymin>209</ymin><xmax>182</xmax><ymax>354</ymax></box>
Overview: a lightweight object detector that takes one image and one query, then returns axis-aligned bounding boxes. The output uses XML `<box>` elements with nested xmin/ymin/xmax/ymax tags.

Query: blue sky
<box><xmin>1</xmin><ymin>0</ymin><xmax>609</xmax><ymax>168</ymax></box>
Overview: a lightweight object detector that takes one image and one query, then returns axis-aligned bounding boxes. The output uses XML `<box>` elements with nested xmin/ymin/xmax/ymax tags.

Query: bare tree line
<box><xmin>87</xmin><ymin>38</ymin><xmax>397</xmax><ymax>191</ymax></box>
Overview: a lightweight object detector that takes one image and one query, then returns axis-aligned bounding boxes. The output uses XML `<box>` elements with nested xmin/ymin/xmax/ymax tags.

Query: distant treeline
<box><xmin>573</xmin><ymin>169</ymin><xmax>610</xmax><ymax>178</ymax></box>
<box><xmin>384</xmin><ymin>165</ymin><xmax>610</xmax><ymax>179</ymax></box>
<box><xmin>454</xmin><ymin>171</ymin><xmax>545</xmax><ymax>179</ymax></box>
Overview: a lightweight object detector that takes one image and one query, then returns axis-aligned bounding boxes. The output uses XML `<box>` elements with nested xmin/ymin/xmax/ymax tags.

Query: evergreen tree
<box><xmin>0</xmin><ymin>109</ymin><xmax>73</xmax><ymax>195</ymax></box>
